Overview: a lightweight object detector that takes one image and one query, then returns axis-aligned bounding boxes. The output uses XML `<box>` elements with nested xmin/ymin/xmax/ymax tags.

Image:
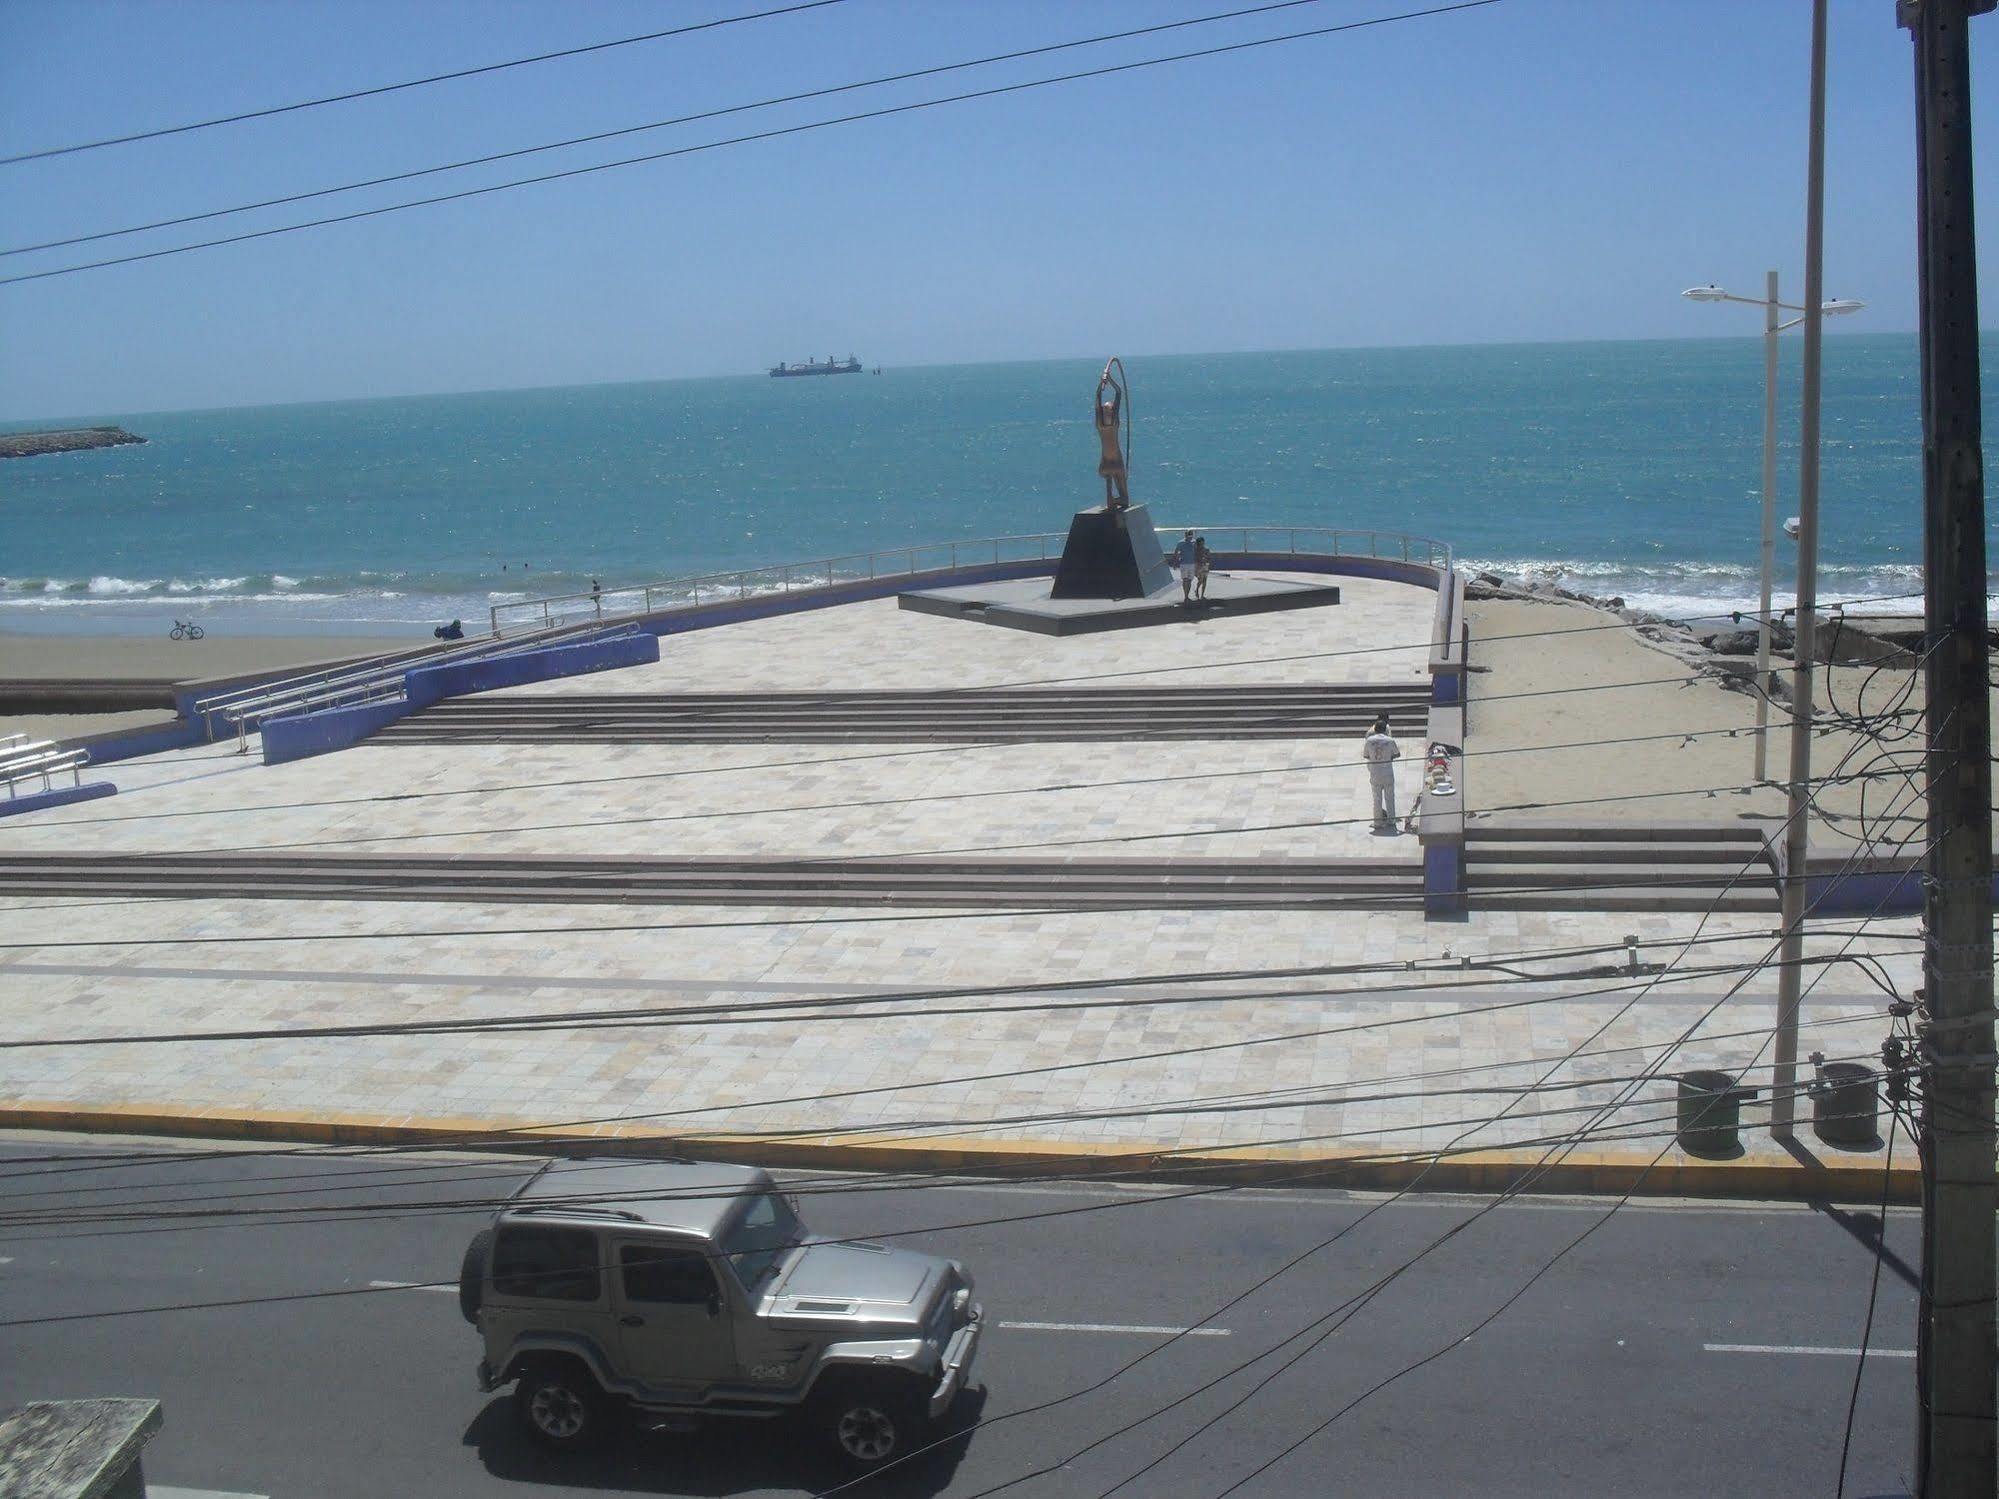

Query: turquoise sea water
<box><xmin>1</xmin><ymin>333</ymin><xmax>1981</xmax><ymax>635</ymax></box>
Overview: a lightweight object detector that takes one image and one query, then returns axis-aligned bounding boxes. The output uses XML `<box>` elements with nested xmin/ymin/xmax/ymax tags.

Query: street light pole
<box><xmin>1757</xmin><ymin>269</ymin><xmax>1780</xmax><ymax>781</ymax></box>
<box><xmin>1680</xmin><ymin>282</ymin><xmax>1863</xmax><ymax>785</ymax></box>
<box><xmin>1771</xmin><ymin>0</ymin><xmax>1831</xmax><ymax>1141</ymax></box>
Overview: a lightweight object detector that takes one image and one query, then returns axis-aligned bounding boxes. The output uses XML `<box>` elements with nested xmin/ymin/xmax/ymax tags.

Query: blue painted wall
<box><xmin>0</xmin><ymin>780</ymin><xmax>117</xmax><ymax>818</ymax></box>
<box><xmin>405</xmin><ymin>631</ymin><xmax>656</xmax><ymax>706</ymax></box>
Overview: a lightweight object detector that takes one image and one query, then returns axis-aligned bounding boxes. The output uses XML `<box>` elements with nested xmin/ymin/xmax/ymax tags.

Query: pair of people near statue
<box><xmin>1170</xmin><ymin>531</ymin><xmax>1211</xmax><ymax>602</ymax></box>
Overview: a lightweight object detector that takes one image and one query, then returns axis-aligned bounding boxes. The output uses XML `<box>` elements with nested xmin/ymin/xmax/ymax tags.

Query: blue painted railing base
<box><xmin>1</xmin><ymin>780</ymin><xmax>117</xmax><ymax>818</ymax></box>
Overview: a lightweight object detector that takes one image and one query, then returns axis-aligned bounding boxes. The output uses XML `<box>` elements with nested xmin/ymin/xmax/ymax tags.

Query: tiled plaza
<box><xmin>0</xmin><ymin>576</ymin><xmax>1913</xmax><ymax>1168</ymax></box>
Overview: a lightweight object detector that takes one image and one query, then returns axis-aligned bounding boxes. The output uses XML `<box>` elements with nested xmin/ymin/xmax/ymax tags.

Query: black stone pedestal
<box><xmin>1050</xmin><ymin>504</ymin><xmax>1174</xmax><ymax>600</ymax></box>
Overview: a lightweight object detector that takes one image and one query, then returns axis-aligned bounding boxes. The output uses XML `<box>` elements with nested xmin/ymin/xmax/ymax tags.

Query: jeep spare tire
<box><xmin>459</xmin><ymin>1228</ymin><xmax>492</xmax><ymax>1323</ymax></box>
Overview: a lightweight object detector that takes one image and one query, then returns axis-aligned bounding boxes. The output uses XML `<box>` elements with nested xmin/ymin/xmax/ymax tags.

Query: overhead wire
<box><xmin>0</xmin><ymin>1</ymin><xmax>1504</xmax><ymax>286</ymax></box>
<box><xmin>0</xmin><ymin>0</ymin><xmax>851</xmax><ymax>166</ymax></box>
<box><xmin>917</xmin><ymin>763</ymin><xmax>1927</xmax><ymax>1495</ymax></box>
<box><xmin>1165</xmin><ymin>799</ymin><xmax>1939</xmax><ymax>1495</ymax></box>
<box><xmin>4</xmin><ymin>0</ymin><xmax>1356</xmax><ymax>254</ymax></box>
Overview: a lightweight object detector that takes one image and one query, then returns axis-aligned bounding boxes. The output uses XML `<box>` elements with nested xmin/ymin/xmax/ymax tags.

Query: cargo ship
<box><xmin>769</xmin><ymin>355</ymin><xmax>863</xmax><ymax>377</ymax></box>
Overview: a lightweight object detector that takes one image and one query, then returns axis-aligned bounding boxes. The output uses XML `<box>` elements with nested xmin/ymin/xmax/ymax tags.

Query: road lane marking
<box><xmin>1000</xmin><ymin>1321</ymin><xmax>1230</xmax><ymax>1337</ymax></box>
<box><xmin>369</xmin><ymin>1279</ymin><xmax>453</xmax><ymax>1293</ymax></box>
<box><xmin>151</xmin><ymin>1488</ymin><xmax>271</xmax><ymax>1499</ymax></box>
<box><xmin>1704</xmin><ymin>1343</ymin><xmax>1915</xmax><ymax>1358</ymax></box>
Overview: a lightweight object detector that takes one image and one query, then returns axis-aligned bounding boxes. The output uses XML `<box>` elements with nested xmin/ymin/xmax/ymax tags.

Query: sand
<box><xmin>0</xmin><ymin>631</ymin><xmax>417</xmax><ymax>744</ymax></box>
<box><xmin>1466</xmin><ymin>595</ymin><xmax>1975</xmax><ymax>849</ymax></box>
<box><xmin>0</xmin><ymin>631</ymin><xmax>415</xmax><ymax>682</ymax></box>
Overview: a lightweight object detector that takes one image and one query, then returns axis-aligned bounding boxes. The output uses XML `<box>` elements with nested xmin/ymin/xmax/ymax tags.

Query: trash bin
<box><xmin>1810</xmin><ymin>1062</ymin><xmax>1879</xmax><ymax>1148</ymax></box>
<box><xmin>1677</xmin><ymin>1070</ymin><xmax>1755</xmax><ymax>1157</ymax></box>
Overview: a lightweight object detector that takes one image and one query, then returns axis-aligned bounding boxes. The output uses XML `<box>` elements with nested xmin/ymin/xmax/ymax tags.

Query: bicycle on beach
<box><xmin>169</xmin><ymin>619</ymin><xmax>205</xmax><ymax>640</ymax></box>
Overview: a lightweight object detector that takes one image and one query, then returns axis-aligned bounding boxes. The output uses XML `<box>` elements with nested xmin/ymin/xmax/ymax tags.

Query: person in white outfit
<box><xmin>1362</xmin><ymin>715</ymin><xmax>1400</xmax><ymax>833</ymax></box>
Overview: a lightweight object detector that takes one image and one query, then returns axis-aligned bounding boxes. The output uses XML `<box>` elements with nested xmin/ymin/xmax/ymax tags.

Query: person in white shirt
<box><xmin>1362</xmin><ymin>715</ymin><xmax>1400</xmax><ymax>833</ymax></box>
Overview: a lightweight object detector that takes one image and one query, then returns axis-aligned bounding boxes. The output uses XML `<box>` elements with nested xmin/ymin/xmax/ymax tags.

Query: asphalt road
<box><xmin>0</xmin><ymin>1135</ymin><xmax>1920</xmax><ymax>1499</ymax></box>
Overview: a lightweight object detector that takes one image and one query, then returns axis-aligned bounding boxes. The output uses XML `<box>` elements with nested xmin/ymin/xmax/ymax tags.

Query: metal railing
<box><xmin>3</xmin><ymin>735</ymin><xmax>90</xmax><ymax>797</ymax></box>
<box><xmin>491</xmin><ymin>526</ymin><xmax>1454</xmax><ymax>635</ymax></box>
<box><xmin>194</xmin><ymin>620</ymin><xmax>629</xmax><ymax>753</ymax></box>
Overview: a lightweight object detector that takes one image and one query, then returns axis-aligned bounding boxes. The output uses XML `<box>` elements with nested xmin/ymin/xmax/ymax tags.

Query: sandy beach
<box><xmin>0</xmin><ymin>630</ymin><xmax>416</xmax><ymax>681</ymax></box>
<box><xmin>0</xmin><ymin>630</ymin><xmax>416</xmax><ymax>743</ymax></box>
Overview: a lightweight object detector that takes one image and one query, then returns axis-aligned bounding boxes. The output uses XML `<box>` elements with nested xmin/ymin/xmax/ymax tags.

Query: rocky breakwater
<box><xmin>0</xmin><ymin>425</ymin><xmax>146</xmax><ymax>459</ymax></box>
<box><xmin>1464</xmin><ymin>570</ymin><xmax>1798</xmax><ymax>701</ymax></box>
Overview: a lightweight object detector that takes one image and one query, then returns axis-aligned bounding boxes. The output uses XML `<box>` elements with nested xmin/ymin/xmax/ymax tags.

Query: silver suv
<box><xmin>460</xmin><ymin>1159</ymin><xmax>982</xmax><ymax>1469</ymax></box>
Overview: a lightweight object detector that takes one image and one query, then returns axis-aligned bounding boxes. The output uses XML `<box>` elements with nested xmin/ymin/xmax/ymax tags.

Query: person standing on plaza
<box><xmin>1193</xmin><ymin>536</ymin><xmax>1211</xmax><ymax>599</ymax></box>
<box><xmin>1363</xmin><ymin>714</ymin><xmax>1400</xmax><ymax>833</ymax></box>
<box><xmin>1172</xmin><ymin>530</ymin><xmax>1198</xmax><ymax>602</ymax></box>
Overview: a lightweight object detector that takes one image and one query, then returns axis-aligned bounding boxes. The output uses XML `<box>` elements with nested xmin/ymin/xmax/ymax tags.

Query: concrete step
<box><xmin>0</xmin><ymin>854</ymin><xmax>1423</xmax><ymax>909</ymax></box>
<box><xmin>1471</xmin><ymin>891</ymin><xmax>1781</xmax><ymax>913</ymax></box>
<box><xmin>374</xmin><ymin>685</ymin><xmax>1433</xmax><ymax>745</ymax></box>
<box><xmin>1469</xmin><ymin>866</ymin><xmax>1780</xmax><ymax>892</ymax></box>
<box><xmin>1469</xmin><ymin>844</ymin><xmax>1776</xmax><ymax>866</ymax></box>
<box><xmin>1465</xmin><ymin>822</ymin><xmax>1769</xmax><ymax>844</ymax></box>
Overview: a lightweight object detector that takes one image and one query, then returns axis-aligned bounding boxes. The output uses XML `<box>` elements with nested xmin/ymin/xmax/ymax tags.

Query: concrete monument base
<box><xmin>899</xmin><ymin>572</ymin><xmax>1342</xmax><ymax>637</ymax></box>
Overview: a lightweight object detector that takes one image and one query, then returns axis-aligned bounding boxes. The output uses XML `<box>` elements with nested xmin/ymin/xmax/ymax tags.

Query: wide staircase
<box><xmin>0</xmin><ymin>852</ymin><xmax>1424</xmax><ymax>909</ymax></box>
<box><xmin>370</xmin><ymin>682</ymin><xmax>1434</xmax><ymax>745</ymax></box>
<box><xmin>1463</xmin><ymin>822</ymin><xmax>1781</xmax><ymax>913</ymax></box>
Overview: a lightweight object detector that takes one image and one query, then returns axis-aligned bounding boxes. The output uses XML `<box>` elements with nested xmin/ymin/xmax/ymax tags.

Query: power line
<box><xmin>2</xmin><ymin>0</ymin><xmax>1349</xmax><ymax>255</ymax></box>
<box><xmin>0</xmin><ymin>1</ymin><xmax>1503</xmax><ymax>286</ymax></box>
<box><xmin>916</xmin><ymin>797</ymin><xmax>1927</xmax><ymax>1496</ymax></box>
<box><xmin>0</xmin><ymin>0</ymin><xmax>850</xmax><ymax>167</ymax></box>
<box><xmin>1163</xmin><ymin>814</ymin><xmax>1938</xmax><ymax>1495</ymax></box>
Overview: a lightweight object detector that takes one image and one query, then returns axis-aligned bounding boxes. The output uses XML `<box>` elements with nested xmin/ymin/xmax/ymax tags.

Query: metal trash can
<box><xmin>1810</xmin><ymin>1062</ymin><xmax>1879</xmax><ymax>1148</ymax></box>
<box><xmin>1677</xmin><ymin>1070</ymin><xmax>1755</xmax><ymax>1157</ymax></box>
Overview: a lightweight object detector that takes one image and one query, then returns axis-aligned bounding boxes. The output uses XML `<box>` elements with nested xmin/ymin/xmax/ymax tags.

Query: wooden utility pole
<box><xmin>1899</xmin><ymin>2</ymin><xmax>1997</xmax><ymax>1495</ymax></box>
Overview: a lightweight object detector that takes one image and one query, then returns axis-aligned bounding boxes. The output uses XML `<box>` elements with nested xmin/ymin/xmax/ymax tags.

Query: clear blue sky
<box><xmin>1</xmin><ymin>0</ymin><xmax>1994</xmax><ymax>419</ymax></box>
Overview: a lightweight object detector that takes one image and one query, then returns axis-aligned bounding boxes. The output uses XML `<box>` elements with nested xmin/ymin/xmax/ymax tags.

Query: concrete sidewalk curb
<box><xmin>0</xmin><ymin>1101</ymin><xmax>1919</xmax><ymax>1204</ymax></box>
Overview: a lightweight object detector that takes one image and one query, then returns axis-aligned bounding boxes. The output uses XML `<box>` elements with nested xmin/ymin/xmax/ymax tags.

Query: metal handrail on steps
<box><xmin>3</xmin><ymin>738</ymin><xmax>90</xmax><ymax>797</ymax></box>
<box><xmin>194</xmin><ymin>621</ymin><xmax>631</xmax><ymax>754</ymax></box>
<box><xmin>490</xmin><ymin>526</ymin><xmax>1455</xmax><ymax>635</ymax></box>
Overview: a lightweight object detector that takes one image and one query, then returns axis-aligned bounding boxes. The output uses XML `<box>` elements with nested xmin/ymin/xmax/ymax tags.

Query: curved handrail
<box><xmin>490</xmin><ymin>526</ymin><xmax>1453</xmax><ymax>634</ymax></box>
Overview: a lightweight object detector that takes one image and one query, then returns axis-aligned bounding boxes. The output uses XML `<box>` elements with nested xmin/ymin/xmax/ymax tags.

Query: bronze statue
<box><xmin>1094</xmin><ymin>357</ymin><xmax>1131</xmax><ymax>512</ymax></box>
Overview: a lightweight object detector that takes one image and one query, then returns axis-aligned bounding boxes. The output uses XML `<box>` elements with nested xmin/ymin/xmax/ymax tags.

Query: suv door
<box><xmin>613</xmin><ymin>1238</ymin><xmax>739</xmax><ymax>1393</ymax></box>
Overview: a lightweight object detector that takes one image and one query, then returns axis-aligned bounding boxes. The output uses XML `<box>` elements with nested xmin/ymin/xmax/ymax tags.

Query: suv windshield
<box><xmin>722</xmin><ymin>1190</ymin><xmax>802</xmax><ymax>1289</ymax></box>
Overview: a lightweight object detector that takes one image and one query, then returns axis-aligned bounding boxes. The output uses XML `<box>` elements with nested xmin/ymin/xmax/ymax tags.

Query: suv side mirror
<box><xmin>706</xmin><ymin>1294</ymin><xmax>722</xmax><ymax>1318</ymax></box>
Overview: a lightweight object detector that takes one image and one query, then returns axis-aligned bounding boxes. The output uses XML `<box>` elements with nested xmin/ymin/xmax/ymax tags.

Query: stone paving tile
<box><xmin>0</xmin><ymin>892</ymin><xmax>1913</xmax><ymax>1161</ymax></box>
<box><xmin>0</xmin><ymin>578</ymin><xmax>1916</xmax><ymax>1170</ymax></box>
<box><xmin>517</xmin><ymin>575</ymin><xmax>1435</xmax><ymax>695</ymax></box>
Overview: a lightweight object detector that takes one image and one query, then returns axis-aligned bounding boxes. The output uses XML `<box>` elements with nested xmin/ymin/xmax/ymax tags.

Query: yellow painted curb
<box><xmin>0</xmin><ymin>1100</ymin><xmax>1921</xmax><ymax>1203</ymax></box>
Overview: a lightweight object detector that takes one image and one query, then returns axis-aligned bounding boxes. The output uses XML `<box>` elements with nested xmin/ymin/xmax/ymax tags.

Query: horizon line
<box><xmin>0</xmin><ymin>325</ymin><xmax>1938</xmax><ymax>429</ymax></box>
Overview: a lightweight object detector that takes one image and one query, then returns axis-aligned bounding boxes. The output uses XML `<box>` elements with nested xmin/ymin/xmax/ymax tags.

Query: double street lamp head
<box><xmin>1680</xmin><ymin>284</ymin><xmax>1868</xmax><ymax>317</ymax></box>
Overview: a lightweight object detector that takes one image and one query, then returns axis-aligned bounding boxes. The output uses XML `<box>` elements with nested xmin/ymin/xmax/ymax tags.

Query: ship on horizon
<box><xmin>769</xmin><ymin>354</ymin><xmax>863</xmax><ymax>377</ymax></box>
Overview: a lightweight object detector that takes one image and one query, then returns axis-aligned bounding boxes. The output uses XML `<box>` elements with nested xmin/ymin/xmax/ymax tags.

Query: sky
<box><xmin>2</xmin><ymin>0</ymin><xmax>1997</xmax><ymax>419</ymax></box>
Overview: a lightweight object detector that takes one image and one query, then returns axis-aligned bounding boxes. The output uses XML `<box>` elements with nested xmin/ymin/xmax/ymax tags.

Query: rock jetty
<box><xmin>0</xmin><ymin>425</ymin><xmax>145</xmax><ymax>460</ymax></box>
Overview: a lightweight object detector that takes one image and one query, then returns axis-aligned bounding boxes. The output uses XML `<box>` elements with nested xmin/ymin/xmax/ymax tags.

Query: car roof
<box><xmin>504</xmin><ymin>1158</ymin><xmax>773</xmax><ymax>1239</ymax></box>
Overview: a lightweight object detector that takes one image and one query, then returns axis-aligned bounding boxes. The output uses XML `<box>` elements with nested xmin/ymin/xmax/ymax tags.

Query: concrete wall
<box><xmin>405</xmin><ymin>631</ymin><xmax>657</xmax><ymax>707</ymax></box>
<box><xmin>64</xmin><ymin>718</ymin><xmax>205</xmax><ymax>766</ymax></box>
<box><xmin>261</xmin><ymin>696</ymin><xmax>411</xmax><ymax>766</ymax></box>
<box><xmin>262</xmin><ymin>629</ymin><xmax>660</xmax><ymax>765</ymax></box>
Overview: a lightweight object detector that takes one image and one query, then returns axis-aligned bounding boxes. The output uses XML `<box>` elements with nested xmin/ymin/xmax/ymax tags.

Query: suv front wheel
<box><xmin>814</xmin><ymin>1375</ymin><xmax>927</xmax><ymax>1469</ymax></box>
<box><xmin>513</xmin><ymin>1359</ymin><xmax>616</xmax><ymax>1451</ymax></box>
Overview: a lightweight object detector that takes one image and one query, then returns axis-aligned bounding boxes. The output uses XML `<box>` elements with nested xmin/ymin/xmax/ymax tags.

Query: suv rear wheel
<box><xmin>513</xmin><ymin>1359</ymin><xmax>616</xmax><ymax>1451</ymax></box>
<box><xmin>815</xmin><ymin>1376</ymin><xmax>927</xmax><ymax>1468</ymax></box>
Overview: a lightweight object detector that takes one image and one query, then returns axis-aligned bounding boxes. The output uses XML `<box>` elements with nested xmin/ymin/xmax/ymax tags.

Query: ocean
<box><xmin>0</xmin><ymin>333</ymin><xmax>1975</xmax><ymax>636</ymax></box>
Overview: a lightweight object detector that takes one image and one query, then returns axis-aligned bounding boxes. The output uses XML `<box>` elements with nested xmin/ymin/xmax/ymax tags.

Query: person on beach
<box><xmin>1194</xmin><ymin>536</ymin><xmax>1211</xmax><ymax>600</ymax></box>
<box><xmin>1173</xmin><ymin>531</ymin><xmax>1198</xmax><ymax>602</ymax></box>
<box><xmin>1363</xmin><ymin>715</ymin><xmax>1400</xmax><ymax>833</ymax></box>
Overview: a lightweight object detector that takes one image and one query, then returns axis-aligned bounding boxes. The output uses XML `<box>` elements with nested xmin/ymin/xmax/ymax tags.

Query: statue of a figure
<box><xmin>1094</xmin><ymin>358</ymin><xmax>1130</xmax><ymax>512</ymax></box>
